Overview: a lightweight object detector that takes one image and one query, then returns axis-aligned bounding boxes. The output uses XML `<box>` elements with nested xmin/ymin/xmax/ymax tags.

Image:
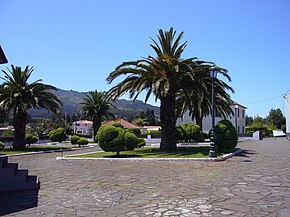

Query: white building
<box><xmin>177</xmin><ymin>102</ymin><xmax>247</xmax><ymax>134</ymax></box>
<box><xmin>72</xmin><ymin>120</ymin><xmax>93</xmax><ymax>135</ymax></box>
<box><xmin>285</xmin><ymin>93</ymin><xmax>290</xmax><ymax>140</ymax></box>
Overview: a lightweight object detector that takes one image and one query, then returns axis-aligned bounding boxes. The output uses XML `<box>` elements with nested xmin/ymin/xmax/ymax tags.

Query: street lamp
<box><xmin>209</xmin><ymin>65</ymin><xmax>218</xmax><ymax>158</ymax></box>
<box><xmin>234</xmin><ymin>104</ymin><xmax>238</xmax><ymax>132</ymax></box>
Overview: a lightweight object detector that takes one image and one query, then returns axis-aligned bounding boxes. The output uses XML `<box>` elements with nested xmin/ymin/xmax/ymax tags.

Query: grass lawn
<box><xmin>69</xmin><ymin>146</ymin><xmax>229</xmax><ymax>158</ymax></box>
<box><xmin>0</xmin><ymin>145</ymin><xmax>73</xmax><ymax>156</ymax></box>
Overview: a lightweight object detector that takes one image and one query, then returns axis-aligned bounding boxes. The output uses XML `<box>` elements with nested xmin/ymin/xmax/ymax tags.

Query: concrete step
<box><xmin>0</xmin><ymin>157</ymin><xmax>40</xmax><ymax>192</ymax></box>
<box><xmin>0</xmin><ymin>163</ymin><xmax>18</xmax><ymax>176</ymax></box>
<box><xmin>0</xmin><ymin>156</ymin><xmax>8</xmax><ymax>168</ymax></box>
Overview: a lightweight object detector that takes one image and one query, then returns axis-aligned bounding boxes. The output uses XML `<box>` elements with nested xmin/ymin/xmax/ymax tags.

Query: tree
<box><xmin>107</xmin><ymin>28</ymin><xmax>202</xmax><ymax>150</ymax></box>
<box><xmin>0</xmin><ymin>65</ymin><xmax>62</xmax><ymax>149</ymax></box>
<box><xmin>246</xmin><ymin>115</ymin><xmax>253</xmax><ymax>126</ymax></box>
<box><xmin>79</xmin><ymin>90</ymin><xmax>115</xmax><ymax>140</ymax></box>
<box><xmin>49</xmin><ymin>127</ymin><xmax>67</xmax><ymax>143</ymax></box>
<box><xmin>266</xmin><ymin>108</ymin><xmax>286</xmax><ymax>129</ymax></box>
<box><xmin>176</xmin><ymin>63</ymin><xmax>234</xmax><ymax>131</ymax></box>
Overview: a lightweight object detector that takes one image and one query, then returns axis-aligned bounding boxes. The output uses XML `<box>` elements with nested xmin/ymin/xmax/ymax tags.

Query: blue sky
<box><xmin>1</xmin><ymin>0</ymin><xmax>290</xmax><ymax>118</ymax></box>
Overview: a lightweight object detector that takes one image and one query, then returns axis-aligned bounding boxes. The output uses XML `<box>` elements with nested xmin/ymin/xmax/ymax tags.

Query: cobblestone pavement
<box><xmin>1</xmin><ymin>138</ymin><xmax>290</xmax><ymax>216</ymax></box>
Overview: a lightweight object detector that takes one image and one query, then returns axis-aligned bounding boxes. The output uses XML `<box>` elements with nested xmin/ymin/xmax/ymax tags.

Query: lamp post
<box><xmin>234</xmin><ymin>104</ymin><xmax>238</xmax><ymax>132</ymax></box>
<box><xmin>209</xmin><ymin>65</ymin><xmax>218</xmax><ymax>158</ymax></box>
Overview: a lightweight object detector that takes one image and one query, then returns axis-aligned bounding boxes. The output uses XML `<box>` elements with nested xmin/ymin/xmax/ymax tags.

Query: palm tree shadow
<box><xmin>235</xmin><ymin>149</ymin><xmax>256</xmax><ymax>162</ymax></box>
<box><xmin>0</xmin><ymin>189</ymin><xmax>38</xmax><ymax>215</ymax></box>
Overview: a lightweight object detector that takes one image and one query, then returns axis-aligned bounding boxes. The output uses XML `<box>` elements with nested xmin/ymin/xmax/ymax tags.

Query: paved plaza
<box><xmin>0</xmin><ymin>138</ymin><xmax>290</xmax><ymax>216</ymax></box>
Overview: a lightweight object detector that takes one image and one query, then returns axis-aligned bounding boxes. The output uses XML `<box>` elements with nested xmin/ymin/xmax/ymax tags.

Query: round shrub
<box><xmin>49</xmin><ymin>128</ymin><xmax>68</xmax><ymax>143</ymax></box>
<box><xmin>176</xmin><ymin>124</ymin><xmax>186</xmax><ymax>141</ymax></box>
<box><xmin>126</xmin><ymin>128</ymin><xmax>141</xmax><ymax>135</ymax></box>
<box><xmin>71</xmin><ymin>135</ymin><xmax>80</xmax><ymax>145</ymax></box>
<box><xmin>25</xmin><ymin>134</ymin><xmax>38</xmax><ymax>146</ymax></box>
<box><xmin>97</xmin><ymin>126</ymin><xmax>125</xmax><ymax>153</ymax></box>
<box><xmin>137</xmin><ymin>138</ymin><xmax>146</xmax><ymax>148</ymax></box>
<box><xmin>98</xmin><ymin>125</ymin><xmax>139</xmax><ymax>155</ymax></box>
<box><xmin>191</xmin><ymin>125</ymin><xmax>203</xmax><ymax>142</ymax></box>
<box><xmin>124</xmin><ymin>132</ymin><xmax>138</xmax><ymax>150</ymax></box>
<box><xmin>77</xmin><ymin>137</ymin><xmax>88</xmax><ymax>146</ymax></box>
<box><xmin>0</xmin><ymin>142</ymin><xmax>4</xmax><ymax>150</ymax></box>
<box><xmin>214</xmin><ymin>120</ymin><xmax>238</xmax><ymax>152</ymax></box>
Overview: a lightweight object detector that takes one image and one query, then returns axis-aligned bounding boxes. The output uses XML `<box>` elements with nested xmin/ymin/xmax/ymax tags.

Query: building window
<box><xmin>238</xmin><ymin>108</ymin><xmax>240</xmax><ymax>118</ymax></box>
<box><xmin>242</xmin><ymin>109</ymin><xmax>245</xmax><ymax>119</ymax></box>
<box><xmin>238</xmin><ymin>126</ymin><xmax>240</xmax><ymax>134</ymax></box>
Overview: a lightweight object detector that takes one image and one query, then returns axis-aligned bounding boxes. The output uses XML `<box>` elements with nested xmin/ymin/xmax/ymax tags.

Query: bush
<box><xmin>176</xmin><ymin>124</ymin><xmax>186</xmax><ymax>141</ymax></box>
<box><xmin>1</xmin><ymin>129</ymin><xmax>13</xmax><ymax>138</ymax></box>
<box><xmin>177</xmin><ymin>123</ymin><xmax>203</xmax><ymax>142</ymax></box>
<box><xmin>214</xmin><ymin>120</ymin><xmax>238</xmax><ymax>152</ymax></box>
<box><xmin>126</xmin><ymin>128</ymin><xmax>141</xmax><ymax>135</ymax></box>
<box><xmin>97</xmin><ymin>125</ymin><xmax>138</xmax><ymax>155</ymax></box>
<box><xmin>124</xmin><ymin>132</ymin><xmax>138</xmax><ymax>150</ymax></box>
<box><xmin>71</xmin><ymin>135</ymin><xmax>80</xmax><ymax>145</ymax></box>
<box><xmin>25</xmin><ymin>134</ymin><xmax>38</xmax><ymax>146</ymax></box>
<box><xmin>49</xmin><ymin>128</ymin><xmax>68</xmax><ymax>143</ymax></box>
<box><xmin>0</xmin><ymin>142</ymin><xmax>4</xmax><ymax>150</ymax></box>
<box><xmin>137</xmin><ymin>138</ymin><xmax>146</xmax><ymax>148</ymax></box>
<box><xmin>77</xmin><ymin>137</ymin><xmax>88</xmax><ymax>146</ymax></box>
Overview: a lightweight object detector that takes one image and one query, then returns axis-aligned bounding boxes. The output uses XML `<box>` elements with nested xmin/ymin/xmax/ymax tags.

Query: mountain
<box><xmin>28</xmin><ymin>89</ymin><xmax>160</xmax><ymax>119</ymax></box>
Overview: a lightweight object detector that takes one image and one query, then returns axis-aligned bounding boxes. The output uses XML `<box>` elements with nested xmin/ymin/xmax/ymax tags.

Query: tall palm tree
<box><xmin>107</xmin><ymin>28</ymin><xmax>198</xmax><ymax>150</ymax></box>
<box><xmin>176</xmin><ymin>65</ymin><xmax>234</xmax><ymax>131</ymax></box>
<box><xmin>0</xmin><ymin>65</ymin><xmax>62</xmax><ymax>149</ymax></box>
<box><xmin>79</xmin><ymin>90</ymin><xmax>115</xmax><ymax>140</ymax></box>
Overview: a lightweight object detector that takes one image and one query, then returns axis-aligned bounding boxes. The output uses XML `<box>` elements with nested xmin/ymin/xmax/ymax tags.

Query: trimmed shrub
<box><xmin>25</xmin><ymin>134</ymin><xmax>38</xmax><ymax>146</ymax></box>
<box><xmin>49</xmin><ymin>128</ymin><xmax>68</xmax><ymax>143</ymax></box>
<box><xmin>137</xmin><ymin>138</ymin><xmax>146</xmax><ymax>148</ymax></box>
<box><xmin>124</xmin><ymin>132</ymin><xmax>138</xmax><ymax>150</ymax></box>
<box><xmin>0</xmin><ymin>142</ymin><xmax>4</xmax><ymax>150</ymax></box>
<box><xmin>177</xmin><ymin>123</ymin><xmax>203</xmax><ymax>142</ymax></box>
<box><xmin>214</xmin><ymin>120</ymin><xmax>238</xmax><ymax>152</ymax></box>
<box><xmin>71</xmin><ymin>135</ymin><xmax>80</xmax><ymax>145</ymax></box>
<box><xmin>97</xmin><ymin>125</ymin><xmax>138</xmax><ymax>155</ymax></box>
<box><xmin>176</xmin><ymin>124</ymin><xmax>186</xmax><ymax>141</ymax></box>
<box><xmin>77</xmin><ymin>137</ymin><xmax>88</xmax><ymax>146</ymax></box>
<box><xmin>126</xmin><ymin>128</ymin><xmax>141</xmax><ymax>135</ymax></box>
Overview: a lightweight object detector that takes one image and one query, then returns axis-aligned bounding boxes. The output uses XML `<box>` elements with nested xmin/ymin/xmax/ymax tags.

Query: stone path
<box><xmin>0</xmin><ymin>138</ymin><xmax>290</xmax><ymax>216</ymax></box>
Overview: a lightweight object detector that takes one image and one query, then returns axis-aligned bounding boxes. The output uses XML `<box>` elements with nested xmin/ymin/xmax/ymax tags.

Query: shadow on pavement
<box><xmin>0</xmin><ymin>189</ymin><xmax>38</xmax><ymax>216</ymax></box>
<box><xmin>233</xmin><ymin>149</ymin><xmax>257</xmax><ymax>163</ymax></box>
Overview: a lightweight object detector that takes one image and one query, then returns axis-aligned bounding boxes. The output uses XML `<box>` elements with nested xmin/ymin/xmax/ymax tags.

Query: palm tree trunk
<box><xmin>160</xmin><ymin>93</ymin><xmax>177</xmax><ymax>150</ymax></box>
<box><xmin>13</xmin><ymin>110</ymin><xmax>27</xmax><ymax>150</ymax></box>
<box><xmin>195</xmin><ymin>115</ymin><xmax>203</xmax><ymax>132</ymax></box>
<box><xmin>93</xmin><ymin>117</ymin><xmax>101</xmax><ymax>142</ymax></box>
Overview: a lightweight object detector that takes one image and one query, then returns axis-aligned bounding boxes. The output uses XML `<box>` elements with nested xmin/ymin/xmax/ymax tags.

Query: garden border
<box><xmin>56</xmin><ymin>148</ymin><xmax>244</xmax><ymax>162</ymax></box>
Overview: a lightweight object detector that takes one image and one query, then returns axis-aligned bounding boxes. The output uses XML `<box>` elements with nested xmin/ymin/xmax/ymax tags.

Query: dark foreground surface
<box><xmin>1</xmin><ymin>138</ymin><xmax>290</xmax><ymax>216</ymax></box>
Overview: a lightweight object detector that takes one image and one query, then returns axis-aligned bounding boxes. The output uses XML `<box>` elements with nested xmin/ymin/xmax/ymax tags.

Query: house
<box><xmin>285</xmin><ymin>93</ymin><xmax>290</xmax><ymax>140</ymax></box>
<box><xmin>177</xmin><ymin>101</ymin><xmax>247</xmax><ymax>134</ymax></box>
<box><xmin>72</xmin><ymin>120</ymin><xmax>93</xmax><ymax>135</ymax></box>
<box><xmin>102</xmin><ymin>119</ymin><xmax>139</xmax><ymax>129</ymax></box>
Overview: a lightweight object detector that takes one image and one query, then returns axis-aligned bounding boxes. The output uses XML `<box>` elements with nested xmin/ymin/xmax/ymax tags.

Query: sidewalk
<box><xmin>1</xmin><ymin>138</ymin><xmax>290</xmax><ymax>216</ymax></box>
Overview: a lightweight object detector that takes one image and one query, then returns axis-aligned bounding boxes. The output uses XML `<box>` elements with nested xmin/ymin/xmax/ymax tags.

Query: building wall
<box><xmin>72</xmin><ymin>120</ymin><xmax>93</xmax><ymax>135</ymax></box>
<box><xmin>177</xmin><ymin>104</ymin><xmax>246</xmax><ymax>134</ymax></box>
<box><xmin>286</xmin><ymin>93</ymin><xmax>290</xmax><ymax>140</ymax></box>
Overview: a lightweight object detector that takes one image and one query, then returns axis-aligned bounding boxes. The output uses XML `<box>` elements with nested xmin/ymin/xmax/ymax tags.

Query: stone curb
<box><xmin>0</xmin><ymin>145</ymin><xmax>95</xmax><ymax>157</ymax></box>
<box><xmin>56</xmin><ymin>148</ymin><xmax>244</xmax><ymax>162</ymax></box>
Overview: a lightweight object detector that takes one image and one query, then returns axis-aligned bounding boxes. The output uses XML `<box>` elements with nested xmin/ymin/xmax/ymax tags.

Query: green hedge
<box><xmin>25</xmin><ymin>134</ymin><xmax>38</xmax><ymax>145</ymax></box>
<box><xmin>49</xmin><ymin>128</ymin><xmax>68</xmax><ymax>143</ymax></box>
<box><xmin>77</xmin><ymin>137</ymin><xmax>88</xmax><ymax>146</ymax></box>
<box><xmin>71</xmin><ymin>135</ymin><xmax>80</xmax><ymax>145</ymax></box>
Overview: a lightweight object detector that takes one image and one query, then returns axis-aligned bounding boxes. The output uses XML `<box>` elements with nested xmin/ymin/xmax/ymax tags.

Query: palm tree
<box><xmin>176</xmin><ymin>65</ymin><xmax>234</xmax><ymax>131</ymax></box>
<box><xmin>0</xmin><ymin>65</ymin><xmax>62</xmax><ymax>149</ymax></box>
<box><xmin>107</xmin><ymin>28</ymin><xmax>199</xmax><ymax>150</ymax></box>
<box><xmin>79</xmin><ymin>90</ymin><xmax>115</xmax><ymax>140</ymax></box>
